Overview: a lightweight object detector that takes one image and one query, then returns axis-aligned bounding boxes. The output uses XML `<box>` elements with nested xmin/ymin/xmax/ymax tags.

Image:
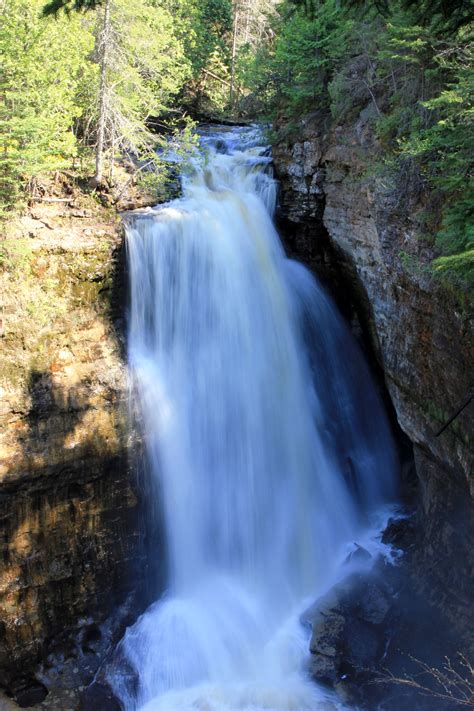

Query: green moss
<box><xmin>0</xmin><ymin>230</ymin><xmax>120</xmax><ymax>396</ymax></box>
<box><xmin>433</xmin><ymin>250</ymin><xmax>474</xmax><ymax>287</ymax></box>
<box><xmin>0</xmin><ymin>238</ymin><xmax>35</xmax><ymax>271</ymax></box>
<box><xmin>420</xmin><ymin>398</ymin><xmax>471</xmax><ymax>447</ymax></box>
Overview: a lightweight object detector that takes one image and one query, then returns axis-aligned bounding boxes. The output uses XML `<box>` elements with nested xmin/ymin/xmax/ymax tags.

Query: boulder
<box><xmin>307</xmin><ymin>572</ymin><xmax>394</xmax><ymax>692</ymax></box>
<box><xmin>80</xmin><ymin>681</ymin><xmax>122</xmax><ymax>711</ymax></box>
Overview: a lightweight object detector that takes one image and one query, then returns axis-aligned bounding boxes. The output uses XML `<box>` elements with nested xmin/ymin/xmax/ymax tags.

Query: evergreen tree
<box><xmin>237</xmin><ymin>0</ymin><xmax>473</xmax><ymax>286</ymax></box>
<box><xmin>0</xmin><ymin>0</ymin><xmax>192</xmax><ymax>210</ymax></box>
<box><xmin>0</xmin><ymin>0</ymin><xmax>95</xmax><ymax>212</ymax></box>
<box><xmin>82</xmin><ymin>0</ymin><xmax>190</xmax><ymax>185</ymax></box>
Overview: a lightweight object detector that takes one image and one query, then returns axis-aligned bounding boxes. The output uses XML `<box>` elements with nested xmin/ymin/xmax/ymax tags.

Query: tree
<box><xmin>93</xmin><ymin>0</ymin><xmax>111</xmax><ymax>185</ymax></box>
<box><xmin>289</xmin><ymin>0</ymin><xmax>474</xmax><ymax>33</ymax></box>
<box><xmin>42</xmin><ymin>0</ymin><xmax>231</xmax><ymax>154</ymax></box>
<box><xmin>0</xmin><ymin>0</ymin><xmax>95</xmax><ymax>213</ymax></box>
<box><xmin>168</xmin><ymin>0</ymin><xmax>233</xmax><ymax>114</ymax></box>
<box><xmin>228</xmin><ymin>0</ymin><xmax>277</xmax><ymax>110</ymax></box>
<box><xmin>236</xmin><ymin>0</ymin><xmax>473</xmax><ymax>287</ymax></box>
<box><xmin>1</xmin><ymin>0</ymin><xmax>194</xmax><ymax>212</ymax></box>
<box><xmin>74</xmin><ymin>0</ymin><xmax>191</xmax><ymax>186</ymax></box>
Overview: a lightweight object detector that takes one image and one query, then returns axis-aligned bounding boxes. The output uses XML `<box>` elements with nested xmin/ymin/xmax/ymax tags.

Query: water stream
<box><xmin>111</xmin><ymin>126</ymin><xmax>398</xmax><ymax>710</ymax></box>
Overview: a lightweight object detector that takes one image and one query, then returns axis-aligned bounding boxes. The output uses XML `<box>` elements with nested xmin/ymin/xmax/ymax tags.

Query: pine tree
<box><xmin>0</xmin><ymin>0</ymin><xmax>95</xmax><ymax>213</ymax></box>
<box><xmin>76</xmin><ymin>0</ymin><xmax>191</xmax><ymax>187</ymax></box>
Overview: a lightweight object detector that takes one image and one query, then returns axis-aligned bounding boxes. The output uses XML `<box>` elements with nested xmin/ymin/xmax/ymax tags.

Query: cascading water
<box><xmin>111</xmin><ymin>126</ymin><xmax>398</xmax><ymax>710</ymax></box>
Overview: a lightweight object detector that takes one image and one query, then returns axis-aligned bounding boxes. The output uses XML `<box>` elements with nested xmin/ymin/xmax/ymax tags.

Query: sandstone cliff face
<box><xmin>273</xmin><ymin>112</ymin><xmax>473</xmax><ymax>643</ymax></box>
<box><xmin>0</xmin><ymin>201</ymin><xmax>149</xmax><ymax>697</ymax></box>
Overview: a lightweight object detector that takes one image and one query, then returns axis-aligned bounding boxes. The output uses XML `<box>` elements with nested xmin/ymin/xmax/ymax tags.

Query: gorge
<box><xmin>105</xmin><ymin>125</ymin><xmax>400</xmax><ymax>710</ymax></box>
<box><xmin>0</xmin><ymin>123</ymin><xmax>472</xmax><ymax>710</ymax></box>
<box><xmin>2</xmin><ymin>0</ymin><xmax>473</xmax><ymax>706</ymax></box>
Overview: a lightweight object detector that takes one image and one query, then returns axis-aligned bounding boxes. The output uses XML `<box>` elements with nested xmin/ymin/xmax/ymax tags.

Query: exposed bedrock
<box><xmin>0</xmin><ymin>205</ymin><xmax>158</xmax><ymax>703</ymax></box>
<box><xmin>303</xmin><ymin>539</ymin><xmax>458</xmax><ymax>711</ymax></box>
<box><xmin>273</xmin><ymin>110</ymin><xmax>474</xmax><ymax>651</ymax></box>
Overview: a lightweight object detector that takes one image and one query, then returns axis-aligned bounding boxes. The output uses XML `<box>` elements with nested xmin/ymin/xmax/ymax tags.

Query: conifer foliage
<box><xmin>1</xmin><ymin>0</ymin><xmax>95</xmax><ymax>211</ymax></box>
<box><xmin>239</xmin><ymin>0</ymin><xmax>473</xmax><ymax>288</ymax></box>
<box><xmin>0</xmin><ymin>0</ymin><xmax>233</xmax><ymax>212</ymax></box>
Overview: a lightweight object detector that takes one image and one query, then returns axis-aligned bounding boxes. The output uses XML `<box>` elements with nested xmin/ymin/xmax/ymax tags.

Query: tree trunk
<box><xmin>93</xmin><ymin>0</ymin><xmax>111</xmax><ymax>187</ymax></box>
<box><xmin>230</xmin><ymin>8</ymin><xmax>239</xmax><ymax>109</ymax></box>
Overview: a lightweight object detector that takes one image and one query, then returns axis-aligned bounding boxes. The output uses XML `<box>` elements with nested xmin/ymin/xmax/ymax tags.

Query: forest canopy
<box><xmin>0</xmin><ymin>0</ymin><xmax>472</xmax><ymax>286</ymax></box>
<box><xmin>239</xmin><ymin>0</ymin><xmax>473</xmax><ymax>287</ymax></box>
<box><xmin>1</xmin><ymin>0</ymin><xmax>241</xmax><ymax>211</ymax></box>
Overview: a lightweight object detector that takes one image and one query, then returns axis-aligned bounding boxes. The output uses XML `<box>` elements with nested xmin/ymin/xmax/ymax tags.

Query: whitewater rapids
<box><xmin>110</xmin><ymin>126</ymin><xmax>398</xmax><ymax>711</ymax></box>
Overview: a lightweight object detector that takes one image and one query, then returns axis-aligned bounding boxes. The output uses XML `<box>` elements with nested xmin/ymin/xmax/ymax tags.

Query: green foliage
<box><xmin>240</xmin><ymin>0</ymin><xmax>353</xmax><ymax>117</ymax></box>
<box><xmin>0</xmin><ymin>0</ymin><xmax>232</xmax><ymax>214</ymax></box>
<box><xmin>43</xmin><ymin>0</ymin><xmax>101</xmax><ymax>13</ymax></box>
<box><xmin>234</xmin><ymin>42</ymin><xmax>277</xmax><ymax>117</ymax></box>
<box><xmin>277</xmin><ymin>4</ymin><xmax>350</xmax><ymax>112</ymax></box>
<box><xmin>0</xmin><ymin>238</ymin><xmax>34</xmax><ymax>271</ymax></box>
<box><xmin>374</xmin><ymin>19</ymin><xmax>474</xmax><ymax>286</ymax></box>
<box><xmin>135</xmin><ymin>117</ymin><xmax>200</xmax><ymax>201</ymax></box>
<box><xmin>43</xmin><ymin>0</ymin><xmax>234</xmax><ymax>115</ymax></box>
<box><xmin>168</xmin><ymin>0</ymin><xmax>233</xmax><ymax>115</ymax></box>
<box><xmin>340</xmin><ymin>0</ymin><xmax>473</xmax><ymax>34</ymax></box>
<box><xmin>1</xmin><ymin>0</ymin><xmax>470</xmax><ymax>296</ymax></box>
<box><xmin>241</xmin><ymin>0</ymin><xmax>473</xmax><ymax>289</ymax></box>
<box><xmin>0</xmin><ymin>0</ymin><xmax>95</xmax><ymax>214</ymax></box>
<box><xmin>82</xmin><ymin>0</ymin><xmax>192</xmax><ymax>168</ymax></box>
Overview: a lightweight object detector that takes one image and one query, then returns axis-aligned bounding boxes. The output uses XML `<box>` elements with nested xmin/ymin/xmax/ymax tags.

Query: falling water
<box><xmin>112</xmin><ymin>126</ymin><xmax>398</xmax><ymax>710</ymax></box>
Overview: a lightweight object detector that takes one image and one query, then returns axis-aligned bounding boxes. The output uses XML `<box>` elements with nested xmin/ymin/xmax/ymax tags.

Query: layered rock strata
<box><xmin>0</xmin><ymin>201</ymin><xmax>149</xmax><ymax>700</ymax></box>
<box><xmin>273</xmin><ymin>110</ymin><xmax>473</xmax><ymax>646</ymax></box>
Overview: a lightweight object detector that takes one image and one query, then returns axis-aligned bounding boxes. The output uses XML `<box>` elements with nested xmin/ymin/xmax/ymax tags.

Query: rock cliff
<box><xmin>273</xmin><ymin>110</ymin><xmax>473</xmax><ymax>646</ymax></box>
<box><xmin>0</xmin><ymin>197</ymin><xmax>151</xmax><ymax>703</ymax></box>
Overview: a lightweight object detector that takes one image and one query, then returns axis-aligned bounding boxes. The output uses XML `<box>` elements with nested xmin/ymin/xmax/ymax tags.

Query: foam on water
<box><xmin>111</xmin><ymin>125</ymin><xmax>399</xmax><ymax>710</ymax></box>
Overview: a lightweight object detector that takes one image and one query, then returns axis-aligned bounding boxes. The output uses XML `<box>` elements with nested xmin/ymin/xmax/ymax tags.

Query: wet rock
<box><xmin>0</xmin><ymin>691</ymin><xmax>20</xmax><ymax>710</ymax></box>
<box><xmin>273</xmin><ymin>103</ymin><xmax>474</xmax><ymax>651</ymax></box>
<box><xmin>79</xmin><ymin>681</ymin><xmax>122</xmax><ymax>711</ymax></box>
<box><xmin>309</xmin><ymin>608</ymin><xmax>345</xmax><ymax>685</ymax></box>
<box><xmin>310</xmin><ymin>611</ymin><xmax>345</xmax><ymax>658</ymax></box>
<box><xmin>317</xmin><ymin>702</ymin><xmax>338</xmax><ymax>711</ymax></box>
<box><xmin>344</xmin><ymin>618</ymin><xmax>380</xmax><ymax>670</ymax></box>
<box><xmin>382</xmin><ymin>515</ymin><xmax>415</xmax><ymax>549</ymax></box>
<box><xmin>309</xmin><ymin>653</ymin><xmax>340</xmax><ymax>686</ymax></box>
<box><xmin>81</xmin><ymin>625</ymin><xmax>103</xmax><ymax>655</ymax></box>
<box><xmin>344</xmin><ymin>543</ymin><xmax>371</xmax><ymax>565</ymax></box>
<box><xmin>358</xmin><ymin>583</ymin><xmax>391</xmax><ymax>625</ymax></box>
<box><xmin>13</xmin><ymin>680</ymin><xmax>48</xmax><ymax>708</ymax></box>
<box><xmin>0</xmin><ymin>209</ymin><xmax>153</xmax><ymax>690</ymax></box>
<box><xmin>307</xmin><ymin>572</ymin><xmax>394</xmax><ymax>695</ymax></box>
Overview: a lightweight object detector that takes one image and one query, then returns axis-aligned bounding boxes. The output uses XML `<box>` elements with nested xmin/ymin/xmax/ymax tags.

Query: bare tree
<box><xmin>93</xmin><ymin>0</ymin><xmax>111</xmax><ymax>185</ymax></box>
<box><xmin>229</xmin><ymin>0</ymin><xmax>277</xmax><ymax>107</ymax></box>
<box><xmin>373</xmin><ymin>654</ymin><xmax>474</xmax><ymax>708</ymax></box>
<box><xmin>230</xmin><ymin>6</ymin><xmax>239</xmax><ymax>107</ymax></box>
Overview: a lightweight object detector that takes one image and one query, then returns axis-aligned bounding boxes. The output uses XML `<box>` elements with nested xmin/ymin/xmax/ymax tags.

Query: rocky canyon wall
<box><xmin>0</xmin><ymin>198</ymin><xmax>151</xmax><ymax>700</ymax></box>
<box><xmin>273</xmin><ymin>109</ymin><xmax>473</xmax><ymax>645</ymax></box>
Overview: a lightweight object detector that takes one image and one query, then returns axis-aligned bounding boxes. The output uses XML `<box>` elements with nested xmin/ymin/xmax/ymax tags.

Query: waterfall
<box><xmin>111</xmin><ymin>126</ymin><xmax>398</xmax><ymax>710</ymax></box>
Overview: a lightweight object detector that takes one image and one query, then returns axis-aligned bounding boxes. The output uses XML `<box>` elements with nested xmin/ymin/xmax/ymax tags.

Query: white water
<box><xmin>112</xmin><ymin>126</ymin><xmax>398</xmax><ymax>710</ymax></box>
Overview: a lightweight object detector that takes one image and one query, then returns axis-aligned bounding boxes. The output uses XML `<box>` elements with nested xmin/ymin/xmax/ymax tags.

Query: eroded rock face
<box><xmin>304</xmin><ymin>570</ymin><xmax>393</xmax><ymax>682</ymax></box>
<box><xmin>0</xmin><ymin>204</ymin><xmax>151</xmax><ymax>696</ymax></box>
<box><xmin>303</xmin><ymin>552</ymin><xmax>459</xmax><ymax>711</ymax></box>
<box><xmin>273</xmin><ymin>112</ymin><xmax>474</xmax><ymax>648</ymax></box>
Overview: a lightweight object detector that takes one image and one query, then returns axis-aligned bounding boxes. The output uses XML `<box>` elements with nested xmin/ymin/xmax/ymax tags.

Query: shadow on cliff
<box><xmin>0</xmin><ymin>363</ymin><xmax>162</xmax><ymax>706</ymax></box>
<box><xmin>277</xmin><ymin>213</ymin><xmax>418</xmax><ymax>503</ymax></box>
<box><xmin>277</xmin><ymin>202</ymin><xmax>474</xmax><ymax>710</ymax></box>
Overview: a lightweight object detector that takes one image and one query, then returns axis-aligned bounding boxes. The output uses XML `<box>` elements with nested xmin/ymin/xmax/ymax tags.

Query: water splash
<box><xmin>112</xmin><ymin>126</ymin><xmax>398</xmax><ymax>710</ymax></box>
